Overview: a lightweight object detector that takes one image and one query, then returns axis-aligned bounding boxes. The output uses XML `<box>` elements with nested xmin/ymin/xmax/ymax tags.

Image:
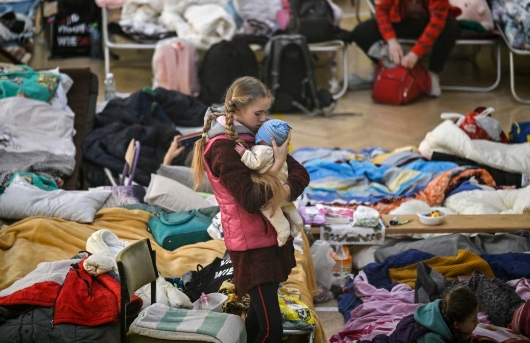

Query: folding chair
<box><xmin>116</xmin><ymin>238</ymin><xmax>158</xmax><ymax>343</ymax></box>
<box><xmin>363</xmin><ymin>0</ymin><xmax>502</xmax><ymax>92</ymax></box>
<box><xmin>309</xmin><ymin>40</ymin><xmax>349</xmax><ymax>100</ymax></box>
<box><xmin>104</xmin><ymin>138</ymin><xmax>141</xmax><ymax>186</ymax></box>
<box><xmin>120</xmin><ymin>239</ymin><xmax>248</xmax><ymax>343</ymax></box>
<box><xmin>496</xmin><ymin>23</ymin><xmax>530</xmax><ymax>104</ymax></box>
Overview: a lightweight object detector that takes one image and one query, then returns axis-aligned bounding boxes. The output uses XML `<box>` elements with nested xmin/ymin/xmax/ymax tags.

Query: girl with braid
<box><xmin>191</xmin><ymin>76</ymin><xmax>309</xmax><ymax>343</ymax></box>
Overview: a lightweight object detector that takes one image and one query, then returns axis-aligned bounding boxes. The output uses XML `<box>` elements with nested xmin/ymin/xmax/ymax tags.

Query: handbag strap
<box><xmin>157</xmin><ymin>210</ymin><xmax>196</xmax><ymax>225</ymax></box>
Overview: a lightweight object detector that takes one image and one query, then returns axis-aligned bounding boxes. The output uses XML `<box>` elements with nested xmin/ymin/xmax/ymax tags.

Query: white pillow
<box><xmin>0</xmin><ymin>177</ymin><xmax>111</xmax><ymax>223</ymax></box>
<box><xmin>144</xmin><ymin>174</ymin><xmax>210</xmax><ymax>212</ymax></box>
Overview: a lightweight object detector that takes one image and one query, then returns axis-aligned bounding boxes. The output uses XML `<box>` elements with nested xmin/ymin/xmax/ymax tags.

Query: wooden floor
<box><xmin>27</xmin><ymin>0</ymin><xmax>530</xmax><ymax>340</ymax></box>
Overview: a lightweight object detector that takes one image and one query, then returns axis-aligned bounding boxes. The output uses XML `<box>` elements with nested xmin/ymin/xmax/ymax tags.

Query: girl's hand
<box><xmin>271</xmin><ymin>130</ymin><xmax>291</xmax><ymax>162</ymax></box>
<box><xmin>163</xmin><ymin>136</ymin><xmax>185</xmax><ymax>165</ymax></box>
<box><xmin>234</xmin><ymin>143</ymin><xmax>247</xmax><ymax>156</ymax></box>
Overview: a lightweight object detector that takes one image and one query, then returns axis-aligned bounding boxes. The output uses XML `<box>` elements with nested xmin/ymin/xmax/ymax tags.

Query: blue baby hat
<box><xmin>255</xmin><ymin>119</ymin><xmax>292</xmax><ymax>146</ymax></box>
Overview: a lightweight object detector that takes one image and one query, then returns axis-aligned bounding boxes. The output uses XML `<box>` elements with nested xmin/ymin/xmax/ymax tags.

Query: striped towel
<box><xmin>129</xmin><ymin>303</ymin><xmax>246</xmax><ymax>343</ymax></box>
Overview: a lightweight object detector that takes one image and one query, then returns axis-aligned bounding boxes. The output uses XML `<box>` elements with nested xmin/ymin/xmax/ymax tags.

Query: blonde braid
<box><xmin>225</xmin><ymin>106</ymin><xmax>248</xmax><ymax>148</ymax></box>
<box><xmin>191</xmin><ymin>113</ymin><xmax>223</xmax><ymax>190</ymax></box>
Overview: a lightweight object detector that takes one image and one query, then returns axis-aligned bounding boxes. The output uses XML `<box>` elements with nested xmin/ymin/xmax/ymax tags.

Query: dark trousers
<box><xmin>246</xmin><ymin>282</ymin><xmax>283</xmax><ymax>343</ymax></box>
<box><xmin>351</xmin><ymin>16</ymin><xmax>460</xmax><ymax>73</ymax></box>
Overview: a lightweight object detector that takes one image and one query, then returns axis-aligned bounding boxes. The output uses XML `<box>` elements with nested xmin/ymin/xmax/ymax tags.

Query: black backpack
<box><xmin>287</xmin><ymin>0</ymin><xmax>335</xmax><ymax>43</ymax></box>
<box><xmin>198</xmin><ymin>39</ymin><xmax>259</xmax><ymax>106</ymax></box>
<box><xmin>262</xmin><ymin>34</ymin><xmax>332</xmax><ymax>114</ymax></box>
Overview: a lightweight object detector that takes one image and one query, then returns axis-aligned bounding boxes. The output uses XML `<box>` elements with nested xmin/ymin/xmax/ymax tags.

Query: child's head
<box><xmin>255</xmin><ymin>119</ymin><xmax>292</xmax><ymax>147</ymax></box>
<box><xmin>441</xmin><ymin>286</ymin><xmax>479</xmax><ymax>341</ymax></box>
<box><xmin>192</xmin><ymin>77</ymin><xmax>273</xmax><ymax>190</ymax></box>
<box><xmin>224</xmin><ymin>76</ymin><xmax>273</xmax><ymax>133</ymax></box>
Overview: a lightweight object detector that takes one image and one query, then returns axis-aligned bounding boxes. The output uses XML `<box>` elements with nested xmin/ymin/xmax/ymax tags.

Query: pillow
<box><xmin>144</xmin><ymin>174</ymin><xmax>210</xmax><ymax>212</ymax></box>
<box><xmin>156</xmin><ymin>165</ymin><xmax>213</xmax><ymax>193</ymax></box>
<box><xmin>0</xmin><ymin>176</ymin><xmax>111</xmax><ymax>223</ymax></box>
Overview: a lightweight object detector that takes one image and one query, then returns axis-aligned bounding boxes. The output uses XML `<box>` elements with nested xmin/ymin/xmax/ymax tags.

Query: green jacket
<box><xmin>415</xmin><ymin>300</ymin><xmax>453</xmax><ymax>343</ymax></box>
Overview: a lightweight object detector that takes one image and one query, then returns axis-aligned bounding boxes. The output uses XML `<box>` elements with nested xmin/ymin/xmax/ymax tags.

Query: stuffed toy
<box><xmin>449</xmin><ymin>0</ymin><xmax>494</xmax><ymax>31</ymax></box>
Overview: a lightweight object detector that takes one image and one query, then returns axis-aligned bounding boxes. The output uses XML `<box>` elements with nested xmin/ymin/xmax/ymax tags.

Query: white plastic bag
<box><xmin>310</xmin><ymin>240</ymin><xmax>335</xmax><ymax>289</ymax></box>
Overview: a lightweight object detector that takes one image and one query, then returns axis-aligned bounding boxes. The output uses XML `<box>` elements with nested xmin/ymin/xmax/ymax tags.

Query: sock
<box><xmin>429</xmin><ymin>71</ymin><xmax>441</xmax><ymax>97</ymax></box>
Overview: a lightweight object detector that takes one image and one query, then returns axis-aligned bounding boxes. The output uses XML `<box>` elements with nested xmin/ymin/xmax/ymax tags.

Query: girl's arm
<box><xmin>207</xmin><ymin>140</ymin><xmax>271</xmax><ymax>214</ymax></box>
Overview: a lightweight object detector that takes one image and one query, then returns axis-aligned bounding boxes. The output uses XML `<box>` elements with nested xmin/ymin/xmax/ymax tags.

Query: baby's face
<box><xmin>258</xmin><ymin>141</ymin><xmax>270</xmax><ymax>146</ymax></box>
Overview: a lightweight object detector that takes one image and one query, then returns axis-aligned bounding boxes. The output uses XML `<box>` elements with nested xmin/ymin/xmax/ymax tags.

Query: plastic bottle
<box><xmin>198</xmin><ymin>293</ymin><xmax>211</xmax><ymax>310</ymax></box>
<box><xmin>104</xmin><ymin>73</ymin><xmax>116</xmax><ymax>101</ymax></box>
<box><xmin>89</xmin><ymin>23</ymin><xmax>101</xmax><ymax>60</ymax></box>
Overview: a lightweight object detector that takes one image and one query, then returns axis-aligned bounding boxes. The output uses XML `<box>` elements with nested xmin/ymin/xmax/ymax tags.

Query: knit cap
<box><xmin>255</xmin><ymin>119</ymin><xmax>292</xmax><ymax>146</ymax></box>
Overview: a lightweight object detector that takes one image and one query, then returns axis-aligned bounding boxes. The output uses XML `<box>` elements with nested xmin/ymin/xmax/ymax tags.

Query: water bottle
<box><xmin>104</xmin><ymin>73</ymin><xmax>116</xmax><ymax>101</ymax></box>
<box><xmin>89</xmin><ymin>23</ymin><xmax>101</xmax><ymax>60</ymax></box>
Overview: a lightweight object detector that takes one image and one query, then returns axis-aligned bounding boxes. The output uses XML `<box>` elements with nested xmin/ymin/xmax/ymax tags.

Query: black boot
<box><xmin>414</xmin><ymin>261</ymin><xmax>445</xmax><ymax>303</ymax></box>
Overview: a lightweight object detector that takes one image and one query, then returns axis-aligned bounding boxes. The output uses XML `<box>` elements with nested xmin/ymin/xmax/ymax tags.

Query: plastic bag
<box><xmin>278</xmin><ymin>293</ymin><xmax>315</xmax><ymax>324</ymax></box>
<box><xmin>330</xmin><ymin>245</ymin><xmax>352</xmax><ymax>287</ymax></box>
<box><xmin>441</xmin><ymin>107</ymin><xmax>508</xmax><ymax>142</ymax></box>
<box><xmin>353</xmin><ymin>206</ymin><xmax>380</xmax><ymax>227</ymax></box>
<box><xmin>310</xmin><ymin>240</ymin><xmax>335</xmax><ymax>289</ymax></box>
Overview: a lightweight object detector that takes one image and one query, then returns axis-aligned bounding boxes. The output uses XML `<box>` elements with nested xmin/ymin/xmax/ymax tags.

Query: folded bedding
<box><xmin>0</xmin><ymin>97</ymin><xmax>76</xmax><ymax>184</ymax></box>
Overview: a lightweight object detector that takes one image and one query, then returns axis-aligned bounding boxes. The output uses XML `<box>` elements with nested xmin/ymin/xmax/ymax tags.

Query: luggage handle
<box><xmin>158</xmin><ymin>210</ymin><xmax>197</xmax><ymax>225</ymax></box>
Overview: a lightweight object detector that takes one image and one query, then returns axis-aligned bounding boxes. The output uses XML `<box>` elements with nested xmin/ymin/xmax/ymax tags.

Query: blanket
<box><xmin>0</xmin><ymin>208</ymin><xmax>325</xmax><ymax>343</ymax></box>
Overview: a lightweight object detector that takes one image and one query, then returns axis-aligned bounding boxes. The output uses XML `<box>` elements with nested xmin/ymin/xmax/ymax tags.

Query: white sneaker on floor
<box><xmin>429</xmin><ymin>72</ymin><xmax>441</xmax><ymax>97</ymax></box>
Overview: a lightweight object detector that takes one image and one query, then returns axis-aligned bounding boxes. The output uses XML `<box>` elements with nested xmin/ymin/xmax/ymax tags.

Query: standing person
<box><xmin>360</xmin><ymin>286</ymin><xmax>479</xmax><ymax>343</ymax></box>
<box><xmin>191</xmin><ymin>76</ymin><xmax>310</xmax><ymax>343</ymax></box>
<box><xmin>234</xmin><ymin>119</ymin><xmax>304</xmax><ymax>247</ymax></box>
<box><xmin>349</xmin><ymin>0</ymin><xmax>461</xmax><ymax>96</ymax></box>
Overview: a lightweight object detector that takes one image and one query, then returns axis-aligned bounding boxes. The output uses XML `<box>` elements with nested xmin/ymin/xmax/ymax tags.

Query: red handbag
<box><xmin>372</xmin><ymin>62</ymin><xmax>431</xmax><ymax>105</ymax></box>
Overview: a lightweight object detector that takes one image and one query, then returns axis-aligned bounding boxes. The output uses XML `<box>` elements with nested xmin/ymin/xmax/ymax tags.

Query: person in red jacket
<box><xmin>351</xmin><ymin>0</ymin><xmax>460</xmax><ymax>97</ymax></box>
<box><xmin>191</xmin><ymin>76</ymin><xmax>310</xmax><ymax>343</ymax></box>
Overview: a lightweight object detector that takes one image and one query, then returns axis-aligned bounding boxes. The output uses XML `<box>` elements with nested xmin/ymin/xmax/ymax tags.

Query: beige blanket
<box><xmin>0</xmin><ymin>208</ymin><xmax>325</xmax><ymax>343</ymax></box>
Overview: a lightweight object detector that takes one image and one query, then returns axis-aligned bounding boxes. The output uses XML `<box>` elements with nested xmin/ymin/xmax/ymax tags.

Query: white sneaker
<box><xmin>429</xmin><ymin>72</ymin><xmax>441</xmax><ymax>97</ymax></box>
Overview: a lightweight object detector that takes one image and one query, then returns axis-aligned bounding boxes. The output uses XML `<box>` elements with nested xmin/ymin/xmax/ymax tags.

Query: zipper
<box><xmin>51</xmin><ymin>263</ymin><xmax>91</xmax><ymax>328</ymax></box>
<box><xmin>50</xmin><ymin>267</ymin><xmax>72</xmax><ymax>328</ymax></box>
<box><xmin>402</xmin><ymin>77</ymin><xmax>415</xmax><ymax>102</ymax></box>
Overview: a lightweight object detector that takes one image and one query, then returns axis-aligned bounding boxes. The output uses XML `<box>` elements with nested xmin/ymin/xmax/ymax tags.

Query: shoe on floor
<box><xmin>429</xmin><ymin>72</ymin><xmax>441</xmax><ymax>97</ymax></box>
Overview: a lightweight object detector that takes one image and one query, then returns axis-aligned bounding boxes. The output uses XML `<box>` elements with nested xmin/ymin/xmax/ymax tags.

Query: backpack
<box><xmin>277</xmin><ymin>0</ymin><xmax>335</xmax><ymax>43</ymax></box>
<box><xmin>198</xmin><ymin>39</ymin><xmax>259</xmax><ymax>106</ymax></box>
<box><xmin>152</xmin><ymin>38</ymin><xmax>200</xmax><ymax>97</ymax></box>
<box><xmin>262</xmin><ymin>34</ymin><xmax>332</xmax><ymax>113</ymax></box>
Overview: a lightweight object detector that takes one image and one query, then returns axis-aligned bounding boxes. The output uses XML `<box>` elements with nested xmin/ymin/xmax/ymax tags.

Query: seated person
<box><xmin>349</xmin><ymin>0</ymin><xmax>461</xmax><ymax>96</ymax></box>
<box><xmin>234</xmin><ymin>119</ymin><xmax>304</xmax><ymax>246</ymax></box>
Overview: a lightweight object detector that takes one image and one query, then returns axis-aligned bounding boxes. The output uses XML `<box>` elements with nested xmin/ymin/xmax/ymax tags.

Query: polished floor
<box><xmin>28</xmin><ymin>0</ymin><xmax>530</xmax><ymax>339</ymax></box>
